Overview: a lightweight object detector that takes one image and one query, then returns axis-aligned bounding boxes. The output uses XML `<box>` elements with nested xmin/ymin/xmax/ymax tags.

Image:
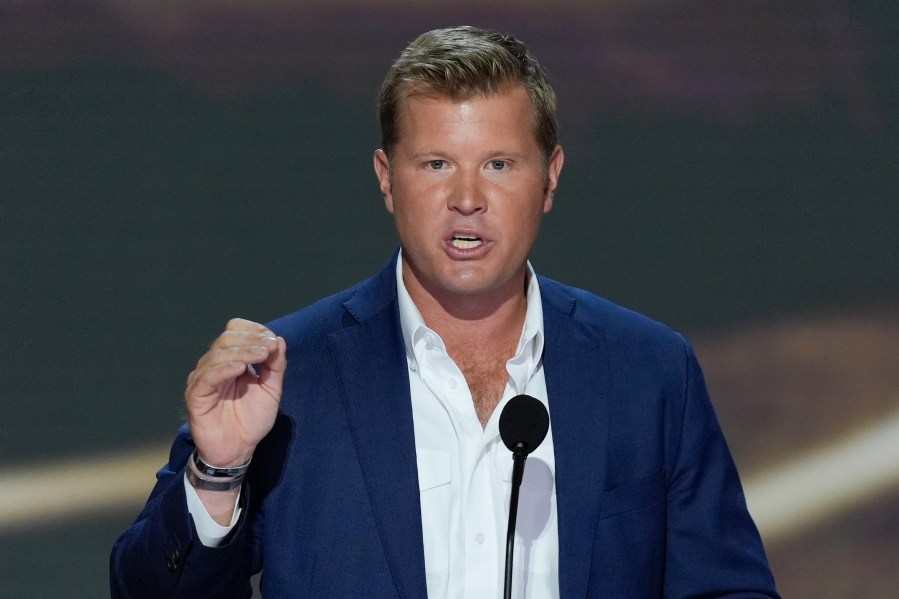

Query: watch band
<box><xmin>192</xmin><ymin>451</ymin><xmax>252</xmax><ymax>478</ymax></box>
<box><xmin>186</xmin><ymin>450</ymin><xmax>251</xmax><ymax>492</ymax></box>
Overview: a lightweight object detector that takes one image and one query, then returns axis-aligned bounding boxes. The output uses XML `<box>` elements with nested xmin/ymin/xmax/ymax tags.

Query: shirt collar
<box><xmin>395</xmin><ymin>251</ymin><xmax>545</xmax><ymax>387</ymax></box>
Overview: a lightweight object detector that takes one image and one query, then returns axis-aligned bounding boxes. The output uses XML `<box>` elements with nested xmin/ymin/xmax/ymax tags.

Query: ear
<box><xmin>542</xmin><ymin>145</ymin><xmax>564</xmax><ymax>214</ymax></box>
<box><xmin>373</xmin><ymin>149</ymin><xmax>394</xmax><ymax>214</ymax></box>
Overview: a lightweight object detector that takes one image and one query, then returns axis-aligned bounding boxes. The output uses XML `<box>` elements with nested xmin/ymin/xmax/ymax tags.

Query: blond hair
<box><xmin>378</xmin><ymin>26</ymin><xmax>559</xmax><ymax>162</ymax></box>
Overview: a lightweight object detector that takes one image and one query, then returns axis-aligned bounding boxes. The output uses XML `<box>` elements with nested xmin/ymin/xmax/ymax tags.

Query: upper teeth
<box><xmin>452</xmin><ymin>235</ymin><xmax>481</xmax><ymax>249</ymax></box>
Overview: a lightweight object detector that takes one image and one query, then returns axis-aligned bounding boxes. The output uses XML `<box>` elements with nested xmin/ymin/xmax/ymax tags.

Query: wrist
<box><xmin>186</xmin><ymin>450</ymin><xmax>251</xmax><ymax>492</ymax></box>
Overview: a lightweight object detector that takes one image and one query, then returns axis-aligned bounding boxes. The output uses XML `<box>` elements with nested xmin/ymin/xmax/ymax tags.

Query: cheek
<box><xmin>511</xmin><ymin>205</ymin><xmax>546</xmax><ymax>243</ymax></box>
<box><xmin>395</xmin><ymin>192</ymin><xmax>440</xmax><ymax>224</ymax></box>
<box><xmin>394</xmin><ymin>206</ymin><xmax>430</xmax><ymax>243</ymax></box>
<box><xmin>517</xmin><ymin>197</ymin><xmax>547</xmax><ymax>223</ymax></box>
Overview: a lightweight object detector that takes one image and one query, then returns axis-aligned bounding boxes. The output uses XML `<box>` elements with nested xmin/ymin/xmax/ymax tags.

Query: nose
<box><xmin>446</xmin><ymin>169</ymin><xmax>487</xmax><ymax>215</ymax></box>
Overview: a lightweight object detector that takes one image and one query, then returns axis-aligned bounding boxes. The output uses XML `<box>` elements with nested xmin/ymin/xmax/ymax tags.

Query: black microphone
<box><xmin>498</xmin><ymin>394</ymin><xmax>549</xmax><ymax>599</ymax></box>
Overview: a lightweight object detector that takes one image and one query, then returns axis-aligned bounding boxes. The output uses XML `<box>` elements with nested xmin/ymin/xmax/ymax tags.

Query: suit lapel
<box><xmin>541</xmin><ymin>279</ymin><xmax>612</xmax><ymax>599</ymax></box>
<box><xmin>329</xmin><ymin>263</ymin><xmax>428</xmax><ymax>599</ymax></box>
<box><xmin>326</xmin><ymin>266</ymin><xmax>611</xmax><ymax>598</ymax></box>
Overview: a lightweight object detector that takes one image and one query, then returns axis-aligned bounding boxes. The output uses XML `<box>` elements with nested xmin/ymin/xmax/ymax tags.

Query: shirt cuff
<box><xmin>183</xmin><ymin>472</ymin><xmax>242</xmax><ymax>547</ymax></box>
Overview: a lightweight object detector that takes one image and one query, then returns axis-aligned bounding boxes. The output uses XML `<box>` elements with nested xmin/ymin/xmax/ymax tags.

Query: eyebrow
<box><xmin>406</xmin><ymin>150</ymin><xmax>528</xmax><ymax>161</ymax></box>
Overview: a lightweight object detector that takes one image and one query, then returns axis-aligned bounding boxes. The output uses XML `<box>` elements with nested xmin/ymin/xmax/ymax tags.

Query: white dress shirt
<box><xmin>186</xmin><ymin>254</ymin><xmax>560</xmax><ymax>598</ymax></box>
<box><xmin>397</xmin><ymin>256</ymin><xmax>559</xmax><ymax>599</ymax></box>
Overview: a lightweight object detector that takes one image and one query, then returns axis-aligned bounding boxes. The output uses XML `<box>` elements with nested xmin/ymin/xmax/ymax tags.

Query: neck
<box><xmin>402</xmin><ymin>264</ymin><xmax>529</xmax><ymax>343</ymax></box>
<box><xmin>401</xmin><ymin>259</ymin><xmax>530</xmax><ymax>426</ymax></box>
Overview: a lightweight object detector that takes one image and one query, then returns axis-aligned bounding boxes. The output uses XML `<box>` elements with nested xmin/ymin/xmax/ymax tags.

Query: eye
<box><xmin>489</xmin><ymin>160</ymin><xmax>506</xmax><ymax>171</ymax></box>
<box><xmin>428</xmin><ymin>160</ymin><xmax>446</xmax><ymax>170</ymax></box>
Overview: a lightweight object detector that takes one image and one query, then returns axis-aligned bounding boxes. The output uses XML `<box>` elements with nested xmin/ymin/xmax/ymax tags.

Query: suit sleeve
<box><xmin>109</xmin><ymin>425</ymin><xmax>260</xmax><ymax>598</ymax></box>
<box><xmin>662</xmin><ymin>338</ymin><xmax>780</xmax><ymax>598</ymax></box>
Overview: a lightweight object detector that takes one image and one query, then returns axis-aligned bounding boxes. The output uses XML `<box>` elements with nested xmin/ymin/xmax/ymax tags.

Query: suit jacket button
<box><xmin>166</xmin><ymin>548</ymin><xmax>182</xmax><ymax>572</ymax></box>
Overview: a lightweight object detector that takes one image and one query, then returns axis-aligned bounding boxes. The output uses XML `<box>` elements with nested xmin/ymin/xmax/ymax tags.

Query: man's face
<box><xmin>373</xmin><ymin>84</ymin><xmax>564</xmax><ymax>308</ymax></box>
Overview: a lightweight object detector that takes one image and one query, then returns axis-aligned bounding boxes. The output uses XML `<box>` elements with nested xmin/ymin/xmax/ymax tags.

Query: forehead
<box><xmin>394</xmin><ymin>84</ymin><xmax>538</xmax><ymax>146</ymax></box>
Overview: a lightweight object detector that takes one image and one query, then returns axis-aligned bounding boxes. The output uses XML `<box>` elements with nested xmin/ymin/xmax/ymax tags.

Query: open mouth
<box><xmin>450</xmin><ymin>234</ymin><xmax>483</xmax><ymax>249</ymax></box>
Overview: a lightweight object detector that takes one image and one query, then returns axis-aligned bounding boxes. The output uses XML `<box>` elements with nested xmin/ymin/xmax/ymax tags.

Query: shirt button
<box><xmin>447</xmin><ymin>378</ymin><xmax>458</xmax><ymax>389</ymax></box>
<box><xmin>475</xmin><ymin>533</ymin><xmax>485</xmax><ymax>544</ymax></box>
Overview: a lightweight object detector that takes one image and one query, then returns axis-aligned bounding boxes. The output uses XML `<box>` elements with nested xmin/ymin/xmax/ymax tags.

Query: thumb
<box><xmin>257</xmin><ymin>336</ymin><xmax>287</xmax><ymax>397</ymax></box>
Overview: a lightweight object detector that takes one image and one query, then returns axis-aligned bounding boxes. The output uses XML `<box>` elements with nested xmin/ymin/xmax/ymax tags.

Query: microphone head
<box><xmin>499</xmin><ymin>394</ymin><xmax>549</xmax><ymax>455</ymax></box>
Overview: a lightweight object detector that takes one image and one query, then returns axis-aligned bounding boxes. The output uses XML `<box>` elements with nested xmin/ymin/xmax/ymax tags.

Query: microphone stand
<box><xmin>504</xmin><ymin>442</ymin><xmax>528</xmax><ymax>599</ymax></box>
<box><xmin>498</xmin><ymin>394</ymin><xmax>549</xmax><ymax>599</ymax></box>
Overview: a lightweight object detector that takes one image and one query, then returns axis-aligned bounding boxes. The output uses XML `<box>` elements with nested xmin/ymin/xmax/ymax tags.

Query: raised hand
<box><xmin>185</xmin><ymin>318</ymin><xmax>287</xmax><ymax>469</ymax></box>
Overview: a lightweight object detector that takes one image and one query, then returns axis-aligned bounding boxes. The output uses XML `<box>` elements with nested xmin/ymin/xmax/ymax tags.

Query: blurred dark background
<box><xmin>2</xmin><ymin>0</ymin><xmax>897</xmax><ymax>596</ymax></box>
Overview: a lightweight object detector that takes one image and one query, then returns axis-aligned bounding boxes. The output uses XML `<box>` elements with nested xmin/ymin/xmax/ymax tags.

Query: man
<box><xmin>111</xmin><ymin>26</ymin><xmax>779</xmax><ymax>598</ymax></box>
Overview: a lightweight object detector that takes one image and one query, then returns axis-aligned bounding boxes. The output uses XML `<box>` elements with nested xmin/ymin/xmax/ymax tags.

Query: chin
<box><xmin>442</xmin><ymin>269</ymin><xmax>518</xmax><ymax>298</ymax></box>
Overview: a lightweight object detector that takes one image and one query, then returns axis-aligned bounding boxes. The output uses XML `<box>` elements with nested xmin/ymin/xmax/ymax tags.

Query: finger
<box><xmin>186</xmin><ymin>360</ymin><xmax>247</xmax><ymax>403</ymax></box>
<box><xmin>188</xmin><ymin>343</ymin><xmax>273</xmax><ymax>390</ymax></box>
<box><xmin>257</xmin><ymin>336</ymin><xmax>287</xmax><ymax>396</ymax></box>
<box><xmin>194</xmin><ymin>331</ymin><xmax>278</xmax><ymax>374</ymax></box>
<box><xmin>185</xmin><ymin>319</ymin><xmax>275</xmax><ymax>390</ymax></box>
<box><xmin>225</xmin><ymin>318</ymin><xmax>274</xmax><ymax>335</ymax></box>
<box><xmin>208</xmin><ymin>331</ymin><xmax>278</xmax><ymax>353</ymax></box>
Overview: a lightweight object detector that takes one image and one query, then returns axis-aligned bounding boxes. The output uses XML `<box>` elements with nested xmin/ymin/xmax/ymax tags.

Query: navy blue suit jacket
<box><xmin>111</xmin><ymin>257</ymin><xmax>778</xmax><ymax>597</ymax></box>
